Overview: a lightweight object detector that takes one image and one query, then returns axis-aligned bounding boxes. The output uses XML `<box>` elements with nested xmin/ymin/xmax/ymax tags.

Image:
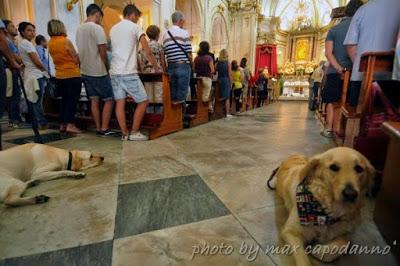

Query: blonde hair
<box><xmin>47</xmin><ymin>19</ymin><xmax>67</xmax><ymax>37</ymax></box>
<box><xmin>219</xmin><ymin>49</ymin><xmax>229</xmax><ymax>61</ymax></box>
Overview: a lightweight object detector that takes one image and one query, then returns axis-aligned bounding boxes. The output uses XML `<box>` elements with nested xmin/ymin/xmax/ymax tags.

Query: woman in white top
<box><xmin>18</xmin><ymin>21</ymin><xmax>48</xmax><ymax>128</ymax></box>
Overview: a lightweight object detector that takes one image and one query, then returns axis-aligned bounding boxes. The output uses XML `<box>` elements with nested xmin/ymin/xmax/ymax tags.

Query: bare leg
<box><xmin>131</xmin><ymin>101</ymin><xmax>148</xmax><ymax>133</ymax></box>
<box><xmin>101</xmin><ymin>100</ymin><xmax>114</xmax><ymax>131</ymax></box>
<box><xmin>4</xmin><ymin>183</ymin><xmax>49</xmax><ymax>207</ymax></box>
<box><xmin>91</xmin><ymin>99</ymin><xmax>101</xmax><ymax>131</ymax></box>
<box><xmin>115</xmin><ymin>99</ymin><xmax>128</xmax><ymax>136</ymax></box>
<box><xmin>325</xmin><ymin>103</ymin><xmax>334</xmax><ymax>130</ymax></box>
<box><xmin>225</xmin><ymin>99</ymin><xmax>230</xmax><ymax>115</ymax></box>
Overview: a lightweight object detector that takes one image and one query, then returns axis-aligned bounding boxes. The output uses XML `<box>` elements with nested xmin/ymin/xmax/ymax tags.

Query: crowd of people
<box><xmin>0</xmin><ymin>3</ymin><xmax>271</xmax><ymax>142</ymax></box>
<box><xmin>309</xmin><ymin>0</ymin><xmax>400</xmax><ymax>139</ymax></box>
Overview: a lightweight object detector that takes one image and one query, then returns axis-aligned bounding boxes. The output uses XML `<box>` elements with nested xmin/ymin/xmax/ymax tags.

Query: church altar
<box><xmin>281</xmin><ymin>75</ymin><xmax>310</xmax><ymax>100</ymax></box>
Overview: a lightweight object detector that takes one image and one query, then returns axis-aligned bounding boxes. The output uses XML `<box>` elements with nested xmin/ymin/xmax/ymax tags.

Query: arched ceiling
<box><xmin>262</xmin><ymin>0</ymin><xmax>349</xmax><ymax>31</ymax></box>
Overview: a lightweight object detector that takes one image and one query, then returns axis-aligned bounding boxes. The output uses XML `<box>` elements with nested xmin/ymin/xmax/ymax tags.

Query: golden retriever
<box><xmin>268</xmin><ymin>147</ymin><xmax>374</xmax><ymax>266</ymax></box>
<box><xmin>0</xmin><ymin>143</ymin><xmax>104</xmax><ymax>207</ymax></box>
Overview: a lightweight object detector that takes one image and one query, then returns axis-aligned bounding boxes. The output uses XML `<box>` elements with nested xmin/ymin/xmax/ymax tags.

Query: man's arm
<box><xmin>346</xmin><ymin>45</ymin><xmax>357</xmax><ymax>62</ymax></box>
<box><xmin>325</xmin><ymin>40</ymin><xmax>343</xmax><ymax>73</ymax></box>
<box><xmin>0</xmin><ymin>31</ymin><xmax>20</xmax><ymax>69</ymax></box>
<box><xmin>28</xmin><ymin>52</ymin><xmax>46</xmax><ymax>72</ymax></box>
<box><xmin>98</xmin><ymin>44</ymin><xmax>109</xmax><ymax>71</ymax></box>
<box><xmin>139</xmin><ymin>35</ymin><xmax>161</xmax><ymax>72</ymax></box>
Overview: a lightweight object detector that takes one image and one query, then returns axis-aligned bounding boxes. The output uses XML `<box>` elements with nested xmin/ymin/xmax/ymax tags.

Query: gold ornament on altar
<box><xmin>66</xmin><ymin>0</ymin><xmax>80</xmax><ymax>11</ymax></box>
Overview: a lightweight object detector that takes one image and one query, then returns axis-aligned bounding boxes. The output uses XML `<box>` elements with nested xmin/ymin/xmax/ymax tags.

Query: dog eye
<box><xmin>354</xmin><ymin>165</ymin><xmax>364</xmax><ymax>173</ymax></box>
<box><xmin>90</xmin><ymin>154</ymin><xmax>93</xmax><ymax>159</ymax></box>
<box><xmin>329</xmin><ymin>164</ymin><xmax>340</xmax><ymax>172</ymax></box>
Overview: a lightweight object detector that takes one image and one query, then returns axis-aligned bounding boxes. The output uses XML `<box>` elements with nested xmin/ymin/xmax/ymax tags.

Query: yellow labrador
<box><xmin>268</xmin><ymin>147</ymin><xmax>374</xmax><ymax>266</ymax></box>
<box><xmin>0</xmin><ymin>143</ymin><xmax>104</xmax><ymax>207</ymax></box>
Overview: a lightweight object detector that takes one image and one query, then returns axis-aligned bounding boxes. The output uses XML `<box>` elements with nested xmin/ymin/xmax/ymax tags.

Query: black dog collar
<box><xmin>67</xmin><ymin>151</ymin><xmax>73</xmax><ymax>170</ymax></box>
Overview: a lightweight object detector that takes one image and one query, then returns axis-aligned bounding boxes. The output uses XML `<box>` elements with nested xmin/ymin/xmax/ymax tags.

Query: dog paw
<box><xmin>75</xmin><ymin>172</ymin><xmax>86</xmax><ymax>179</ymax></box>
<box><xmin>35</xmin><ymin>195</ymin><xmax>50</xmax><ymax>204</ymax></box>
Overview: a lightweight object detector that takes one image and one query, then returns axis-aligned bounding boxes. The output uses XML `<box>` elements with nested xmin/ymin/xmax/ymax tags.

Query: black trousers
<box><xmin>57</xmin><ymin>77</ymin><xmax>82</xmax><ymax>124</ymax></box>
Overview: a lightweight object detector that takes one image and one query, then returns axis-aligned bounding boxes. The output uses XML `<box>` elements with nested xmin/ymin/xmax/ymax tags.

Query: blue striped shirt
<box><xmin>162</xmin><ymin>25</ymin><xmax>192</xmax><ymax>64</ymax></box>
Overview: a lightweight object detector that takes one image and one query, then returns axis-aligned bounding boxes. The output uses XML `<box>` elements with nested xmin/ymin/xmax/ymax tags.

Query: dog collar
<box><xmin>67</xmin><ymin>151</ymin><xmax>73</xmax><ymax>170</ymax></box>
<box><xmin>296</xmin><ymin>177</ymin><xmax>340</xmax><ymax>226</ymax></box>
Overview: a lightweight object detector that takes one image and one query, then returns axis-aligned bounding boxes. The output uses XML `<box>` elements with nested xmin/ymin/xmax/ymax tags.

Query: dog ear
<box><xmin>299</xmin><ymin>155</ymin><xmax>321</xmax><ymax>184</ymax></box>
<box><xmin>363</xmin><ymin>157</ymin><xmax>375</xmax><ymax>196</ymax></box>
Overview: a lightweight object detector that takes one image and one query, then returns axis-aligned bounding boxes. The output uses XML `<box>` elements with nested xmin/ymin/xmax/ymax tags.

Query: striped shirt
<box><xmin>162</xmin><ymin>25</ymin><xmax>192</xmax><ymax>64</ymax></box>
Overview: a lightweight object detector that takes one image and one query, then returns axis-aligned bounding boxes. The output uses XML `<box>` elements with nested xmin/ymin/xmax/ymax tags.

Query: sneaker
<box><xmin>121</xmin><ymin>135</ymin><xmax>129</xmax><ymax>141</ymax></box>
<box><xmin>321</xmin><ymin>129</ymin><xmax>335</xmax><ymax>138</ymax></box>
<box><xmin>128</xmin><ymin>131</ymin><xmax>149</xmax><ymax>141</ymax></box>
<box><xmin>97</xmin><ymin>129</ymin><xmax>117</xmax><ymax>137</ymax></box>
<box><xmin>172</xmin><ymin>100</ymin><xmax>185</xmax><ymax>105</ymax></box>
<box><xmin>226</xmin><ymin>114</ymin><xmax>233</xmax><ymax>118</ymax></box>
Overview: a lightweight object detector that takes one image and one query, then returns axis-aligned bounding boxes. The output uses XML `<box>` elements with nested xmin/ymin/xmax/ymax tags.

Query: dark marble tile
<box><xmin>114</xmin><ymin>175</ymin><xmax>230</xmax><ymax>239</ymax></box>
<box><xmin>3</xmin><ymin>241</ymin><xmax>112</xmax><ymax>266</ymax></box>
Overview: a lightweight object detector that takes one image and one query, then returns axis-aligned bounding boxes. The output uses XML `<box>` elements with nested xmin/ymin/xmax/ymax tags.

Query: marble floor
<box><xmin>0</xmin><ymin>102</ymin><xmax>397</xmax><ymax>266</ymax></box>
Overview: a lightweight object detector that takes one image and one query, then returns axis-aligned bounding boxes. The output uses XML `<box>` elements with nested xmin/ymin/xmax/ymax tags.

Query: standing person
<box><xmin>240</xmin><ymin>58</ymin><xmax>251</xmax><ymax>110</ymax></box>
<box><xmin>35</xmin><ymin>35</ymin><xmax>49</xmax><ymax>73</ymax></box>
<box><xmin>48</xmin><ymin>19</ymin><xmax>82</xmax><ymax>134</ymax></box>
<box><xmin>216</xmin><ymin>49</ymin><xmax>232</xmax><ymax>118</ymax></box>
<box><xmin>110</xmin><ymin>4</ymin><xmax>160</xmax><ymax>141</ymax></box>
<box><xmin>309</xmin><ymin>61</ymin><xmax>324</xmax><ymax>110</ymax></box>
<box><xmin>3</xmin><ymin>20</ymin><xmax>23</xmax><ymax>127</ymax></box>
<box><xmin>138</xmin><ymin>24</ymin><xmax>166</xmax><ymax>114</ymax></box>
<box><xmin>321</xmin><ymin>0</ymin><xmax>364</xmax><ymax>138</ymax></box>
<box><xmin>344</xmin><ymin>0</ymin><xmax>400</xmax><ymax>107</ymax></box>
<box><xmin>163</xmin><ymin>11</ymin><xmax>192</xmax><ymax>104</ymax></box>
<box><xmin>194</xmin><ymin>41</ymin><xmax>214</xmax><ymax>103</ymax></box>
<box><xmin>76</xmin><ymin>3</ymin><xmax>115</xmax><ymax>136</ymax></box>
<box><xmin>231</xmin><ymin>60</ymin><xmax>243</xmax><ymax>114</ymax></box>
<box><xmin>18</xmin><ymin>21</ymin><xmax>48</xmax><ymax>129</ymax></box>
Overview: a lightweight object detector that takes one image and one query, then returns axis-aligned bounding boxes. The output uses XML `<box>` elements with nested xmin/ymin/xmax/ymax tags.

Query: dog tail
<box><xmin>267</xmin><ymin>167</ymin><xmax>280</xmax><ymax>190</ymax></box>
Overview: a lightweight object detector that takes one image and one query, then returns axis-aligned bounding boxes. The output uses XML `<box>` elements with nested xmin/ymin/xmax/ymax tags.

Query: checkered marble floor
<box><xmin>0</xmin><ymin>102</ymin><xmax>397</xmax><ymax>266</ymax></box>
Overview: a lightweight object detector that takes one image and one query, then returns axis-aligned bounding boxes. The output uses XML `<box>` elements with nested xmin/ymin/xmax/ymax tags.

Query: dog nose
<box><xmin>100</xmin><ymin>156</ymin><xmax>104</xmax><ymax>161</ymax></box>
<box><xmin>342</xmin><ymin>184</ymin><xmax>358</xmax><ymax>202</ymax></box>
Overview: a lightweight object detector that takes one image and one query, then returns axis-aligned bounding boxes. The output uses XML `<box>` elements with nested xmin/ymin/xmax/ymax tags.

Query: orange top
<box><xmin>48</xmin><ymin>36</ymin><xmax>80</xmax><ymax>79</ymax></box>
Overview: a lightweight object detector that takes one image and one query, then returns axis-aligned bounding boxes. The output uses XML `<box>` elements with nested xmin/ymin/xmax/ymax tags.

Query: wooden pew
<box><xmin>334</xmin><ymin>70</ymin><xmax>351</xmax><ymax>144</ymax></box>
<box><xmin>210</xmin><ymin>80</ymin><xmax>226</xmax><ymax>120</ymax></box>
<box><xmin>340</xmin><ymin>51</ymin><xmax>394</xmax><ymax>147</ymax></box>
<box><xmin>185</xmin><ymin>78</ymin><xmax>210</xmax><ymax>127</ymax></box>
<box><xmin>374</xmin><ymin>122</ymin><xmax>400</xmax><ymax>262</ymax></box>
<box><xmin>138</xmin><ymin>73</ymin><xmax>183</xmax><ymax>139</ymax></box>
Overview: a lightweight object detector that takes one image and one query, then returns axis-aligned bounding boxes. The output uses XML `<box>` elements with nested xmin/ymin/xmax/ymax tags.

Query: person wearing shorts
<box><xmin>109</xmin><ymin>4</ymin><xmax>160</xmax><ymax>141</ymax></box>
<box><xmin>322</xmin><ymin>0</ymin><xmax>363</xmax><ymax>138</ymax></box>
<box><xmin>76</xmin><ymin>4</ymin><xmax>115</xmax><ymax>136</ymax></box>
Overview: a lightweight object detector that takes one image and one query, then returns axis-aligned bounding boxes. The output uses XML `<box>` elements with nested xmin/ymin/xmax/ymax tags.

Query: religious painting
<box><xmin>295</xmin><ymin>38</ymin><xmax>309</xmax><ymax>61</ymax></box>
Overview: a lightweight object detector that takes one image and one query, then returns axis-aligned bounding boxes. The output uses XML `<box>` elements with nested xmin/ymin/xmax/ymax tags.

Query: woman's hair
<box><xmin>197</xmin><ymin>41</ymin><xmax>210</xmax><ymax>56</ymax></box>
<box><xmin>146</xmin><ymin>25</ymin><xmax>160</xmax><ymax>40</ymax></box>
<box><xmin>3</xmin><ymin>19</ymin><xmax>12</xmax><ymax>28</ymax></box>
<box><xmin>18</xmin><ymin>22</ymin><xmax>35</xmax><ymax>38</ymax></box>
<box><xmin>231</xmin><ymin>60</ymin><xmax>239</xmax><ymax>71</ymax></box>
<box><xmin>47</xmin><ymin>19</ymin><xmax>67</xmax><ymax>37</ymax></box>
<box><xmin>218</xmin><ymin>49</ymin><xmax>229</xmax><ymax>61</ymax></box>
<box><xmin>345</xmin><ymin>0</ymin><xmax>364</xmax><ymax>17</ymax></box>
<box><xmin>240</xmin><ymin>58</ymin><xmax>247</xmax><ymax>68</ymax></box>
<box><xmin>35</xmin><ymin>35</ymin><xmax>46</xmax><ymax>45</ymax></box>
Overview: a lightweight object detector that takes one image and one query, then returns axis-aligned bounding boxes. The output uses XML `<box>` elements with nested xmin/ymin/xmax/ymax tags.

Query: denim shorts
<box><xmin>82</xmin><ymin>75</ymin><xmax>114</xmax><ymax>101</ymax></box>
<box><xmin>111</xmin><ymin>74</ymin><xmax>148</xmax><ymax>102</ymax></box>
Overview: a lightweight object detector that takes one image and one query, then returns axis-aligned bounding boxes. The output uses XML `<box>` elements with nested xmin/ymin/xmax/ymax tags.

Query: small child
<box><xmin>231</xmin><ymin>60</ymin><xmax>243</xmax><ymax>114</ymax></box>
<box><xmin>138</xmin><ymin>25</ymin><xmax>166</xmax><ymax>114</ymax></box>
<box><xmin>35</xmin><ymin>35</ymin><xmax>50</xmax><ymax>73</ymax></box>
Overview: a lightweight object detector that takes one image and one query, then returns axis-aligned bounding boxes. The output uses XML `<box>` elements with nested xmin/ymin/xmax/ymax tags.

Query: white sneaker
<box><xmin>226</xmin><ymin>114</ymin><xmax>233</xmax><ymax>118</ymax></box>
<box><xmin>128</xmin><ymin>131</ymin><xmax>149</xmax><ymax>141</ymax></box>
<box><xmin>320</xmin><ymin>129</ymin><xmax>335</xmax><ymax>138</ymax></box>
<box><xmin>121</xmin><ymin>135</ymin><xmax>129</xmax><ymax>141</ymax></box>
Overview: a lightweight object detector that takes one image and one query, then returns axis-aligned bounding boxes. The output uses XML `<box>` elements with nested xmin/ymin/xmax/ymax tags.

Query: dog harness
<box><xmin>296</xmin><ymin>177</ymin><xmax>340</xmax><ymax>226</ymax></box>
<box><xmin>67</xmin><ymin>151</ymin><xmax>73</xmax><ymax>170</ymax></box>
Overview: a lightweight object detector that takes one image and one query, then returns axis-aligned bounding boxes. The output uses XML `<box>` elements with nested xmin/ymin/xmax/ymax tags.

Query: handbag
<box><xmin>354</xmin><ymin>82</ymin><xmax>400</xmax><ymax>169</ymax></box>
<box><xmin>44</xmin><ymin>49</ymin><xmax>59</xmax><ymax>99</ymax></box>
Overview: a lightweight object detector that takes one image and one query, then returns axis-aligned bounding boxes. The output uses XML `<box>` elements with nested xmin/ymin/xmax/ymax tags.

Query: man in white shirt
<box><xmin>110</xmin><ymin>4</ymin><xmax>160</xmax><ymax>141</ymax></box>
<box><xmin>162</xmin><ymin>11</ymin><xmax>192</xmax><ymax>104</ymax></box>
<box><xmin>76</xmin><ymin>4</ymin><xmax>115</xmax><ymax>136</ymax></box>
